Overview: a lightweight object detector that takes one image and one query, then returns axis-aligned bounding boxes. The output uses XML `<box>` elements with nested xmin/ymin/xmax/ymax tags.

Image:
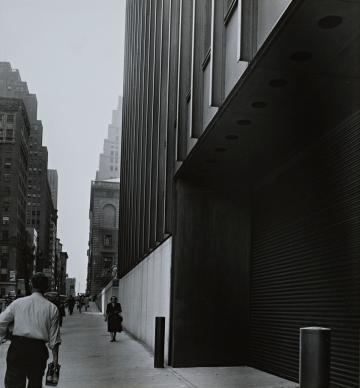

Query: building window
<box><xmin>1</xmin><ymin>259</ymin><xmax>8</xmax><ymax>268</ymax></box>
<box><xmin>2</xmin><ymin>231</ymin><xmax>9</xmax><ymax>241</ymax></box>
<box><xmin>6</xmin><ymin>129</ymin><xmax>14</xmax><ymax>141</ymax></box>
<box><xmin>103</xmin><ymin>234</ymin><xmax>112</xmax><ymax>247</ymax></box>
<box><xmin>2</xmin><ymin>216</ymin><xmax>9</xmax><ymax>225</ymax></box>
<box><xmin>7</xmin><ymin>114</ymin><xmax>14</xmax><ymax>123</ymax></box>
<box><xmin>103</xmin><ymin>204</ymin><xmax>116</xmax><ymax>227</ymax></box>
<box><xmin>103</xmin><ymin>257</ymin><xmax>113</xmax><ymax>269</ymax></box>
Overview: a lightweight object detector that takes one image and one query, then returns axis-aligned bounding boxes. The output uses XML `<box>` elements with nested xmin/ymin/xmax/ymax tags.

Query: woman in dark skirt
<box><xmin>105</xmin><ymin>296</ymin><xmax>123</xmax><ymax>342</ymax></box>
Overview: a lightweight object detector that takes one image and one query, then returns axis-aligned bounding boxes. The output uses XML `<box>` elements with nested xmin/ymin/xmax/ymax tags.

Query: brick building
<box><xmin>0</xmin><ymin>97</ymin><xmax>31</xmax><ymax>296</ymax></box>
<box><xmin>0</xmin><ymin>62</ymin><xmax>57</xmax><ymax>286</ymax></box>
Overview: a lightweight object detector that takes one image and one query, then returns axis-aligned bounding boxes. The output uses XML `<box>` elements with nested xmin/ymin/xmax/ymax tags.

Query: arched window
<box><xmin>103</xmin><ymin>204</ymin><xmax>116</xmax><ymax>227</ymax></box>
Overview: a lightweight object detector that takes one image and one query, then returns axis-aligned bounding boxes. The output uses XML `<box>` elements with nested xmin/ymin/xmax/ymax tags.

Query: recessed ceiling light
<box><xmin>318</xmin><ymin>15</ymin><xmax>342</xmax><ymax>29</ymax></box>
<box><xmin>269</xmin><ymin>79</ymin><xmax>288</xmax><ymax>87</ymax></box>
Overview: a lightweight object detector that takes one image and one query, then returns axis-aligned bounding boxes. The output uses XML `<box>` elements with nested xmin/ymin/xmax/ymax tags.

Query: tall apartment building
<box><xmin>0</xmin><ymin>62</ymin><xmax>57</xmax><ymax>286</ymax></box>
<box><xmin>0</xmin><ymin>97</ymin><xmax>31</xmax><ymax>296</ymax></box>
<box><xmin>47</xmin><ymin>169</ymin><xmax>58</xmax><ymax>288</ymax></box>
<box><xmin>66</xmin><ymin>277</ymin><xmax>76</xmax><ymax>297</ymax></box>
<box><xmin>96</xmin><ymin>97</ymin><xmax>122</xmax><ymax>180</ymax></box>
<box><xmin>47</xmin><ymin>169</ymin><xmax>58</xmax><ymax>210</ymax></box>
<box><xmin>118</xmin><ymin>1</ymin><xmax>360</xmax><ymax>386</ymax></box>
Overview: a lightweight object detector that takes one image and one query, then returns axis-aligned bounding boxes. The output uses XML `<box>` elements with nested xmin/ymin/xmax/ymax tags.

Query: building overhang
<box><xmin>176</xmin><ymin>0</ymin><xmax>360</xmax><ymax>187</ymax></box>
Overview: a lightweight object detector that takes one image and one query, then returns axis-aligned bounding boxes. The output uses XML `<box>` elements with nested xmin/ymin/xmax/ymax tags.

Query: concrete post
<box><xmin>299</xmin><ymin>327</ymin><xmax>331</xmax><ymax>388</ymax></box>
<box><xmin>154</xmin><ymin>317</ymin><xmax>165</xmax><ymax>368</ymax></box>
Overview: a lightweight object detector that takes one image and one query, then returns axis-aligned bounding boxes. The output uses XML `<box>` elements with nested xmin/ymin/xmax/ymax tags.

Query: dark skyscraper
<box><xmin>118</xmin><ymin>1</ymin><xmax>360</xmax><ymax>386</ymax></box>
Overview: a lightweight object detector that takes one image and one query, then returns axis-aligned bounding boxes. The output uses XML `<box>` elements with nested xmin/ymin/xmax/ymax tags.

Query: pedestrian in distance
<box><xmin>76</xmin><ymin>294</ymin><xmax>82</xmax><ymax>314</ymax></box>
<box><xmin>67</xmin><ymin>295</ymin><xmax>75</xmax><ymax>315</ymax></box>
<box><xmin>0</xmin><ymin>272</ymin><xmax>61</xmax><ymax>388</ymax></box>
<box><xmin>84</xmin><ymin>295</ymin><xmax>89</xmax><ymax>312</ymax></box>
<box><xmin>105</xmin><ymin>296</ymin><xmax>123</xmax><ymax>342</ymax></box>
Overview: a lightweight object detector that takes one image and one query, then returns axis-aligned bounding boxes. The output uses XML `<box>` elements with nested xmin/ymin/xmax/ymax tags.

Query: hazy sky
<box><xmin>0</xmin><ymin>0</ymin><xmax>126</xmax><ymax>292</ymax></box>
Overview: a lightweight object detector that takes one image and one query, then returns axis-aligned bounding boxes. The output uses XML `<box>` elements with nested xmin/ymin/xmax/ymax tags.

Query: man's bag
<box><xmin>45</xmin><ymin>362</ymin><xmax>61</xmax><ymax>386</ymax></box>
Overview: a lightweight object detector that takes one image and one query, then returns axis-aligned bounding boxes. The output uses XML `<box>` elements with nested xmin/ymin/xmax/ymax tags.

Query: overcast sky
<box><xmin>0</xmin><ymin>0</ymin><xmax>126</xmax><ymax>292</ymax></box>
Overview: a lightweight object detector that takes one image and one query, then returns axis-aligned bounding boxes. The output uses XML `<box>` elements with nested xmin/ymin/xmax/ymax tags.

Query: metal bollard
<box><xmin>299</xmin><ymin>327</ymin><xmax>331</xmax><ymax>388</ymax></box>
<box><xmin>154</xmin><ymin>317</ymin><xmax>165</xmax><ymax>368</ymax></box>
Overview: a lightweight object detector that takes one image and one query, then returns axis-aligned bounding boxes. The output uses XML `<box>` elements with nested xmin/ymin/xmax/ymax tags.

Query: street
<box><xmin>0</xmin><ymin>303</ymin><xmax>297</xmax><ymax>388</ymax></box>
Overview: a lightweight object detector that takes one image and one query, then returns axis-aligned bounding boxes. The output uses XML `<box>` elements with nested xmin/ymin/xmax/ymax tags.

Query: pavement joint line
<box><xmin>168</xmin><ymin>367</ymin><xmax>199</xmax><ymax>388</ymax></box>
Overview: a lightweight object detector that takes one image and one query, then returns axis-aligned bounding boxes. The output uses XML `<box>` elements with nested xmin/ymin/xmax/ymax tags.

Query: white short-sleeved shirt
<box><xmin>0</xmin><ymin>292</ymin><xmax>61</xmax><ymax>349</ymax></box>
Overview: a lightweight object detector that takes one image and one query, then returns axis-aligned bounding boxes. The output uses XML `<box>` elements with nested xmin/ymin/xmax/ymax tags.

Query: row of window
<box><xmin>0</xmin><ymin>128</ymin><xmax>14</xmax><ymax>141</ymax></box>
<box><xmin>0</xmin><ymin>113</ymin><xmax>15</xmax><ymax>124</ymax></box>
<box><xmin>26</xmin><ymin>219</ymin><xmax>40</xmax><ymax>226</ymax></box>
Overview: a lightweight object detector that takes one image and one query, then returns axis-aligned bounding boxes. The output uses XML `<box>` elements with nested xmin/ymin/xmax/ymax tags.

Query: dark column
<box><xmin>300</xmin><ymin>327</ymin><xmax>331</xmax><ymax>388</ymax></box>
<box><xmin>154</xmin><ymin>317</ymin><xmax>166</xmax><ymax>368</ymax></box>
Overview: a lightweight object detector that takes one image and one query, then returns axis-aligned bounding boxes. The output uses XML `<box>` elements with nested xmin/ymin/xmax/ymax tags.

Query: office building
<box><xmin>47</xmin><ymin>169</ymin><xmax>58</xmax><ymax>210</ymax></box>
<box><xmin>0</xmin><ymin>62</ymin><xmax>58</xmax><ymax>285</ymax></box>
<box><xmin>96</xmin><ymin>97</ymin><xmax>122</xmax><ymax>181</ymax></box>
<box><xmin>0</xmin><ymin>97</ymin><xmax>31</xmax><ymax>296</ymax></box>
<box><xmin>118</xmin><ymin>1</ymin><xmax>360</xmax><ymax>386</ymax></box>
<box><xmin>87</xmin><ymin>179</ymin><xmax>120</xmax><ymax>296</ymax></box>
<box><xmin>66</xmin><ymin>277</ymin><xmax>76</xmax><ymax>297</ymax></box>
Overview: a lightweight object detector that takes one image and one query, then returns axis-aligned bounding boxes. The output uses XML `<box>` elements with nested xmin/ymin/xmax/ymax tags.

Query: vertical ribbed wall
<box><xmin>250</xmin><ymin>113</ymin><xmax>360</xmax><ymax>387</ymax></box>
<box><xmin>119</xmin><ymin>0</ymin><xmax>179</xmax><ymax>276</ymax></box>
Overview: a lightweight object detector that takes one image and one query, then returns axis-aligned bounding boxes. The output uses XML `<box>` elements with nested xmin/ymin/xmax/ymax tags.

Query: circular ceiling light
<box><xmin>318</xmin><ymin>15</ymin><xmax>342</xmax><ymax>29</ymax></box>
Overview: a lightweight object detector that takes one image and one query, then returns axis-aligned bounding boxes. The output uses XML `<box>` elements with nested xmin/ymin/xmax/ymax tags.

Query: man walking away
<box><xmin>0</xmin><ymin>272</ymin><xmax>61</xmax><ymax>388</ymax></box>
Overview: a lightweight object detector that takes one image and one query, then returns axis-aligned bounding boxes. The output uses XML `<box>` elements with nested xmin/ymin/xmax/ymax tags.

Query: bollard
<box><xmin>154</xmin><ymin>317</ymin><xmax>165</xmax><ymax>368</ymax></box>
<box><xmin>299</xmin><ymin>327</ymin><xmax>331</xmax><ymax>388</ymax></box>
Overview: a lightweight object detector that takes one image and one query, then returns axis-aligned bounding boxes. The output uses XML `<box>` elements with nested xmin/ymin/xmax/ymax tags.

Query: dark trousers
<box><xmin>5</xmin><ymin>336</ymin><xmax>49</xmax><ymax>388</ymax></box>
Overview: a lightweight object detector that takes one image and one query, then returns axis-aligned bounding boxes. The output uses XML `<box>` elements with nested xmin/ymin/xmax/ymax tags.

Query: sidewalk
<box><xmin>0</xmin><ymin>303</ymin><xmax>298</xmax><ymax>387</ymax></box>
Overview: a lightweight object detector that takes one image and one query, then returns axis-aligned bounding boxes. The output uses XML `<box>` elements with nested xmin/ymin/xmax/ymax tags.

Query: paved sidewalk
<box><xmin>0</xmin><ymin>303</ymin><xmax>298</xmax><ymax>387</ymax></box>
